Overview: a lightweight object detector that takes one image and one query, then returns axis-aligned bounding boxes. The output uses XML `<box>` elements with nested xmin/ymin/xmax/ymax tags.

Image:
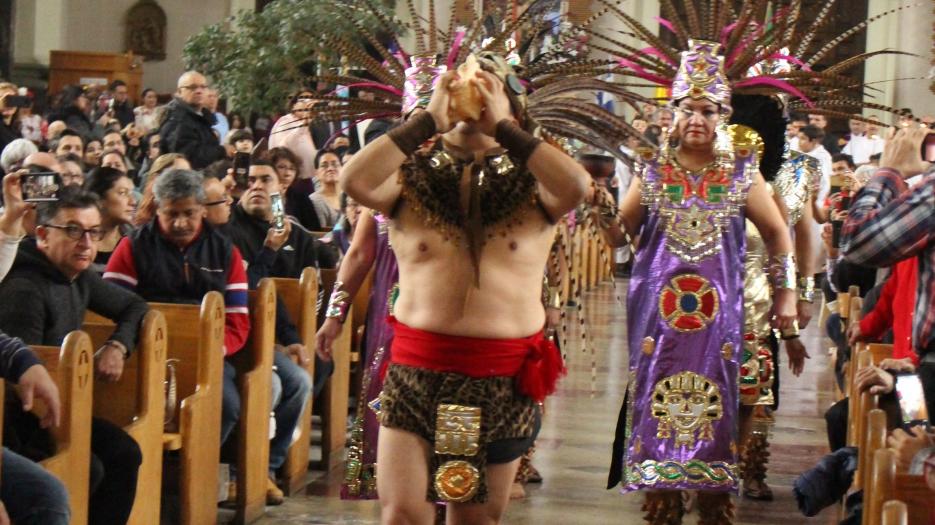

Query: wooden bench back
<box><xmin>149</xmin><ymin>291</ymin><xmax>225</xmax><ymax>525</ymax></box>
<box><xmin>881</xmin><ymin>501</ymin><xmax>907</xmax><ymax>525</ymax></box>
<box><xmin>271</xmin><ymin>267</ymin><xmax>318</xmax><ymax>495</ymax></box>
<box><xmin>234</xmin><ymin>279</ymin><xmax>275</xmax><ymax>523</ymax></box>
<box><xmin>33</xmin><ymin>331</ymin><xmax>94</xmax><ymax>525</ymax></box>
<box><xmin>83</xmin><ymin>309</ymin><xmax>168</xmax><ymax>525</ymax></box>
<box><xmin>870</xmin><ymin>448</ymin><xmax>935</xmax><ymax>525</ymax></box>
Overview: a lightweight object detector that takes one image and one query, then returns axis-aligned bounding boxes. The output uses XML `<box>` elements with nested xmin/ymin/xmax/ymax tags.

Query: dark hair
<box><xmin>314</xmin><ymin>148</ymin><xmax>342</xmax><ymax>169</ymax></box>
<box><xmin>268</xmin><ymin>147</ymin><xmax>302</xmax><ymax>172</ymax></box>
<box><xmin>229</xmin><ymin>112</ymin><xmax>246</xmax><ymax>129</ymax></box>
<box><xmin>140</xmin><ymin>88</ymin><xmax>156</xmax><ymax>99</ymax></box>
<box><xmin>799</xmin><ymin>124</ymin><xmax>825</xmax><ymax>141</ymax></box>
<box><xmin>100</xmin><ymin>149</ymin><xmax>125</xmax><ymax>165</ymax></box>
<box><xmin>37</xmin><ymin>186</ymin><xmax>101</xmax><ymax>225</ymax></box>
<box><xmin>109</xmin><ymin>79</ymin><xmax>127</xmax><ymax>91</ymax></box>
<box><xmin>84</xmin><ymin>137</ymin><xmax>102</xmax><ymax>151</ymax></box>
<box><xmin>288</xmin><ymin>88</ymin><xmax>315</xmax><ymax>109</ymax></box>
<box><xmin>729</xmin><ymin>94</ymin><xmax>786</xmax><ymax>180</ymax></box>
<box><xmin>204</xmin><ymin>158</ymin><xmax>232</xmax><ymax>180</ymax></box>
<box><xmin>229</xmin><ymin>129</ymin><xmax>253</xmax><ymax>144</ymax></box>
<box><xmin>869</xmin><ymin>152</ymin><xmax>882</xmax><ymax>162</ymax></box>
<box><xmin>789</xmin><ymin>112</ymin><xmax>808</xmax><ymax>124</ymax></box>
<box><xmin>50</xmin><ymin>128</ymin><xmax>85</xmax><ymax>152</ymax></box>
<box><xmin>832</xmin><ymin>153</ymin><xmax>856</xmax><ymax>170</ymax></box>
<box><xmin>55</xmin><ymin>85</ymin><xmax>86</xmax><ymax>111</ymax></box>
<box><xmin>249</xmin><ymin>156</ymin><xmax>273</xmax><ymax>169</ymax></box>
<box><xmin>103</xmin><ymin>129</ymin><xmax>124</xmax><ymax>141</ymax></box>
<box><xmin>83</xmin><ymin>166</ymin><xmax>129</xmax><ymax>198</ymax></box>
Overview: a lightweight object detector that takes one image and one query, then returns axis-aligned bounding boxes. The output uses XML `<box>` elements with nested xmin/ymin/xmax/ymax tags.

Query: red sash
<box><xmin>386</xmin><ymin>317</ymin><xmax>565</xmax><ymax>402</ymax></box>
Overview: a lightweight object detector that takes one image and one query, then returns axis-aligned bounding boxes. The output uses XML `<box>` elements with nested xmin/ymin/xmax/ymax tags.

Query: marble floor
<box><xmin>253</xmin><ymin>282</ymin><xmax>840</xmax><ymax>524</ymax></box>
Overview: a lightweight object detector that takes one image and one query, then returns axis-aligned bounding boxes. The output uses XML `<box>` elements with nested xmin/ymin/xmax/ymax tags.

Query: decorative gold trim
<box><xmin>434</xmin><ymin>460</ymin><xmax>480</xmax><ymax>502</ymax></box>
<box><xmin>435</xmin><ymin>404</ymin><xmax>481</xmax><ymax>456</ymax></box>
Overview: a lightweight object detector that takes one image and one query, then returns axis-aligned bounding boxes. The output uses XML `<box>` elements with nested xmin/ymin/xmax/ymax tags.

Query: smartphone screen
<box><xmin>270</xmin><ymin>192</ymin><xmax>286</xmax><ymax>231</ymax></box>
<box><xmin>233</xmin><ymin>152</ymin><xmax>250</xmax><ymax>190</ymax></box>
<box><xmin>3</xmin><ymin>95</ymin><xmax>30</xmax><ymax>108</ymax></box>
<box><xmin>21</xmin><ymin>172</ymin><xmax>62</xmax><ymax>202</ymax></box>
<box><xmin>895</xmin><ymin>374</ymin><xmax>929</xmax><ymax>425</ymax></box>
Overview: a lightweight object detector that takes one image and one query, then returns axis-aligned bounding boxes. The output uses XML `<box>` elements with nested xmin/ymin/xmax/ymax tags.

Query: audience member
<box><xmin>203</xmin><ymin>175</ymin><xmax>233</xmax><ymax>227</ymax></box>
<box><xmin>207</xmin><ymin>88</ymin><xmax>228</xmax><ymax>143</ymax></box>
<box><xmin>808</xmin><ymin>113</ymin><xmax>841</xmax><ymax>154</ymax></box>
<box><xmin>0</xmin><ymin>330</ymin><xmax>70</xmax><ymax>525</ymax></box>
<box><xmin>0</xmin><ymin>188</ymin><xmax>147</xmax><ymax>525</ymax></box>
<box><xmin>842</xmin><ymin>117</ymin><xmax>884</xmax><ymax>165</ymax></box>
<box><xmin>842</xmin><ymin>126</ymin><xmax>935</xmax><ymax>425</ymax></box>
<box><xmin>57</xmin><ymin>154</ymin><xmax>85</xmax><ymax>187</ymax></box>
<box><xmin>134</xmin><ymin>88</ymin><xmax>162</xmax><ymax>134</ymax></box>
<box><xmin>51</xmin><ymin>129</ymin><xmax>84</xmax><ymax>158</ymax></box>
<box><xmin>787</xmin><ymin>112</ymin><xmax>808</xmax><ymax>151</ymax></box>
<box><xmin>134</xmin><ymin>153</ymin><xmax>191</xmax><ymax>226</ymax></box>
<box><xmin>222</xmin><ymin>158</ymin><xmax>339</xmax><ymax>503</ymax></box>
<box><xmin>83</xmin><ymin>167</ymin><xmax>136</xmax><ymax>271</ymax></box>
<box><xmin>308</xmin><ymin>149</ymin><xmax>343</xmax><ymax>230</ymax></box>
<box><xmin>269</xmin><ymin>90</ymin><xmax>317</xmax><ymax>182</ymax></box>
<box><xmin>103</xmin><ymin>169</ymin><xmax>250</xmax><ymax>450</ymax></box>
<box><xmin>0</xmin><ymin>83</ymin><xmax>22</xmax><ymax>153</ymax></box>
<box><xmin>48</xmin><ymin>85</ymin><xmax>94</xmax><ymax>139</ymax></box>
<box><xmin>1</xmin><ymin>138</ymin><xmax>37</xmax><ymax>174</ymax></box>
<box><xmin>16</xmin><ymin>95</ymin><xmax>42</xmax><ymax>145</ymax></box>
<box><xmin>331</xmin><ymin>193</ymin><xmax>362</xmax><ymax>254</ymax></box>
<box><xmin>101</xmin><ymin>149</ymin><xmax>129</xmax><ymax>174</ymax></box>
<box><xmin>228</xmin><ymin>129</ymin><xmax>254</xmax><ymax>153</ymax></box>
<box><xmin>106</xmin><ymin>80</ymin><xmax>135</xmax><ymax>128</ymax></box>
<box><xmin>158</xmin><ymin>71</ymin><xmax>226</xmax><ymax>169</ymax></box>
<box><xmin>84</xmin><ymin>137</ymin><xmax>103</xmax><ymax>168</ymax></box>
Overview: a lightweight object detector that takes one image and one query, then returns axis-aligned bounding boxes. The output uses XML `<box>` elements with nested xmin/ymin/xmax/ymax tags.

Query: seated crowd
<box><xmin>0</xmin><ymin>71</ymin><xmax>358</xmax><ymax>524</ymax></box>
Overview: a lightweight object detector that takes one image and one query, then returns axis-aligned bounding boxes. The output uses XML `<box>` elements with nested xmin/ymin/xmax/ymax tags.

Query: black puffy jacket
<box><xmin>157</xmin><ymin>99</ymin><xmax>226</xmax><ymax>169</ymax></box>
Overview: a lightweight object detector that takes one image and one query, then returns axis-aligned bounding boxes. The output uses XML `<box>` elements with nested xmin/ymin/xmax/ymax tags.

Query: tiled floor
<box><xmin>254</xmin><ymin>282</ymin><xmax>840</xmax><ymax>524</ymax></box>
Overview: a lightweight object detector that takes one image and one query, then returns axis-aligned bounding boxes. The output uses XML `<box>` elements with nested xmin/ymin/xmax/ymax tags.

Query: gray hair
<box><xmin>1</xmin><ymin>139</ymin><xmax>39</xmax><ymax>173</ymax></box>
<box><xmin>153</xmin><ymin>168</ymin><xmax>206</xmax><ymax>205</ymax></box>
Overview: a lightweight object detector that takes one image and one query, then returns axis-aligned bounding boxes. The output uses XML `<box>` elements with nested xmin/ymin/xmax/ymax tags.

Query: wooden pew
<box><xmin>84</xmin><ymin>310</ymin><xmax>167</xmax><ymax>525</ymax></box>
<box><xmin>230</xmin><ymin>279</ymin><xmax>275</xmax><ymax>524</ymax></box>
<box><xmin>319</xmin><ymin>268</ymin><xmax>353</xmax><ymax>470</ymax></box>
<box><xmin>271</xmin><ymin>268</ymin><xmax>318</xmax><ymax>496</ymax></box>
<box><xmin>881</xmin><ymin>500</ymin><xmax>907</xmax><ymax>525</ymax></box>
<box><xmin>350</xmin><ymin>269</ymin><xmax>374</xmax><ymax>363</ymax></box>
<box><xmin>151</xmin><ymin>292</ymin><xmax>225</xmax><ymax>525</ymax></box>
<box><xmin>869</xmin><ymin>448</ymin><xmax>934</xmax><ymax>525</ymax></box>
<box><xmin>33</xmin><ymin>331</ymin><xmax>94</xmax><ymax>525</ymax></box>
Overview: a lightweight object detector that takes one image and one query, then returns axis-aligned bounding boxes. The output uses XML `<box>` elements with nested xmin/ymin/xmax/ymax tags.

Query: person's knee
<box><xmin>119</xmin><ymin>434</ymin><xmax>143</xmax><ymax>468</ymax></box>
<box><xmin>380</xmin><ymin>501</ymin><xmax>432</xmax><ymax>525</ymax></box>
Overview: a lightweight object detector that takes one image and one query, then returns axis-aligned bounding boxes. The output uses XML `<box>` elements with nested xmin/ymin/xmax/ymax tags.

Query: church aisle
<box><xmin>256</xmin><ymin>282</ymin><xmax>839</xmax><ymax>524</ymax></box>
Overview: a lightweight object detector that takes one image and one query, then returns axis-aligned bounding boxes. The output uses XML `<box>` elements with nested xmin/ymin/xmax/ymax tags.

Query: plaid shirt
<box><xmin>841</xmin><ymin>168</ymin><xmax>935</xmax><ymax>356</ymax></box>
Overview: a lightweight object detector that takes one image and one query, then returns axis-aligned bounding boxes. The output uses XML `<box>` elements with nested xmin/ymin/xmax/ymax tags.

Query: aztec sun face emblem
<box><xmin>658</xmin><ymin>274</ymin><xmax>719</xmax><ymax>332</ymax></box>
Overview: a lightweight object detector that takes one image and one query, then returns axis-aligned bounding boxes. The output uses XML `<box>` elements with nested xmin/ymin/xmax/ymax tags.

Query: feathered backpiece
<box><xmin>579</xmin><ymin>0</ymin><xmax>916</xmax><ymax>122</ymax></box>
<box><xmin>273</xmin><ymin>0</ymin><xmax>650</xmax><ymax>159</ymax></box>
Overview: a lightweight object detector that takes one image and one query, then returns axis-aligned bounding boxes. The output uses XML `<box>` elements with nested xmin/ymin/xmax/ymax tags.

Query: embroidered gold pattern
<box><xmin>434</xmin><ymin>460</ymin><xmax>480</xmax><ymax>502</ymax></box>
<box><xmin>435</xmin><ymin>404</ymin><xmax>481</xmax><ymax>456</ymax></box>
<box><xmin>651</xmin><ymin>371</ymin><xmax>723</xmax><ymax>447</ymax></box>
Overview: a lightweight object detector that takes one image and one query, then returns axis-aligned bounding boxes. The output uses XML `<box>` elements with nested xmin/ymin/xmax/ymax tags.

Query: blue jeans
<box><xmin>269</xmin><ymin>351</ymin><xmax>311</xmax><ymax>473</ymax></box>
<box><xmin>1</xmin><ymin>447</ymin><xmax>70</xmax><ymax>525</ymax></box>
<box><xmin>221</xmin><ymin>359</ymin><xmax>241</xmax><ymax>446</ymax></box>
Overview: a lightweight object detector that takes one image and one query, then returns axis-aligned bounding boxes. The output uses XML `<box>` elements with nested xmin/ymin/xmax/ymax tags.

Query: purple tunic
<box><xmin>343</xmin><ymin>213</ymin><xmax>399</xmax><ymax>500</ymax></box>
<box><xmin>621</xmin><ymin>151</ymin><xmax>754</xmax><ymax>493</ymax></box>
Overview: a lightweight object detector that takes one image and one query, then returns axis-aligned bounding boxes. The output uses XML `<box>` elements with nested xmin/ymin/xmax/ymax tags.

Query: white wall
<box><xmin>13</xmin><ymin>0</ymin><xmax>238</xmax><ymax>94</ymax></box>
<box><xmin>865</xmin><ymin>0</ymin><xmax>935</xmax><ymax>120</ymax></box>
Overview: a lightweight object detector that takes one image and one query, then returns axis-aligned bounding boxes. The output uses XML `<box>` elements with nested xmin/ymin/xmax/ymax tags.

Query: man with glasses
<box><xmin>158</xmin><ymin>71</ymin><xmax>227</xmax><ymax>169</ymax></box>
<box><xmin>0</xmin><ymin>187</ymin><xmax>148</xmax><ymax>525</ymax></box>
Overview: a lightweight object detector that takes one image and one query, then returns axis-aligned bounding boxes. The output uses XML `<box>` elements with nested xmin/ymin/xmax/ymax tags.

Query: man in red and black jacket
<box><xmin>104</xmin><ymin>168</ymin><xmax>250</xmax><ymax>447</ymax></box>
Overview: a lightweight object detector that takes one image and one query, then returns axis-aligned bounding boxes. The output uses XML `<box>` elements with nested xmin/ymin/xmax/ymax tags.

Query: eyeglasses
<box><xmin>43</xmin><ymin>224</ymin><xmax>104</xmax><ymax>241</ymax></box>
<box><xmin>204</xmin><ymin>198</ymin><xmax>231</xmax><ymax>207</ymax></box>
<box><xmin>180</xmin><ymin>84</ymin><xmax>208</xmax><ymax>91</ymax></box>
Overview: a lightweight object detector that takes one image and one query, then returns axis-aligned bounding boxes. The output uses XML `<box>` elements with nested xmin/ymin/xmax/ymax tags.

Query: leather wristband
<box><xmin>494</xmin><ymin>119</ymin><xmax>542</xmax><ymax>163</ymax></box>
<box><xmin>386</xmin><ymin>110</ymin><xmax>437</xmax><ymax>157</ymax></box>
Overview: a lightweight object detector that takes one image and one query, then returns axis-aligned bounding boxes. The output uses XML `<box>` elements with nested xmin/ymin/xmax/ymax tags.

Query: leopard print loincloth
<box><xmin>380</xmin><ymin>363</ymin><xmax>540</xmax><ymax>503</ymax></box>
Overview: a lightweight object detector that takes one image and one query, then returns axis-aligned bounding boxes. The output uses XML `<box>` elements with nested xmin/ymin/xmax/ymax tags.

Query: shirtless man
<box><xmin>337</xmin><ymin>63</ymin><xmax>589</xmax><ymax>524</ymax></box>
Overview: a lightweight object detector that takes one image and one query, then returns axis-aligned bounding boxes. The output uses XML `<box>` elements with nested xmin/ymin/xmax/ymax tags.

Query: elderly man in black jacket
<box><xmin>0</xmin><ymin>188</ymin><xmax>147</xmax><ymax>525</ymax></box>
<box><xmin>158</xmin><ymin>71</ymin><xmax>227</xmax><ymax>169</ymax></box>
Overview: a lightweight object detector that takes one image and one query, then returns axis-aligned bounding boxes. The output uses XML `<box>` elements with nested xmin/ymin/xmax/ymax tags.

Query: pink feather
<box><xmin>640</xmin><ymin>47</ymin><xmax>677</xmax><ymax>67</ymax></box>
<box><xmin>734</xmin><ymin>76</ymin><xmax>815</xmax><ymax>107</ymax></box>
<box><xmin>616</xmin><ymin>58</ymin><xmax>673</xmax><ymax>86</ymax></box>
<box><xmin>654</xmin><ymin>17</ymin><xmax>676</xmax><ymax>35</ymax></box>
<box><xmin>446</xmin><ymin>29</ymin><xmax>466</xmax><ymax>69</ymax></box>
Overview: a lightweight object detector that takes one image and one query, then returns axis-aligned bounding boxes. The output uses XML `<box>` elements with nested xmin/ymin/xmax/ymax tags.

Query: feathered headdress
<box><xmin>577</xmin><ymin>0</ymin><xmax>917</xmax><ymax>121</ymax></box>
<box><xmin>273</xmin><ymin>0</ymin><xmax>650</xmax><ymax>159</ymax></box>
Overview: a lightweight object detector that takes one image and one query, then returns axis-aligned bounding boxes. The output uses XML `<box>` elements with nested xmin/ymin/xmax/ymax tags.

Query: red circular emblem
<box><xmin>658</xmin><ymin>274</ymin><xmax>719</xmax><ymax>332</ymax></box>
